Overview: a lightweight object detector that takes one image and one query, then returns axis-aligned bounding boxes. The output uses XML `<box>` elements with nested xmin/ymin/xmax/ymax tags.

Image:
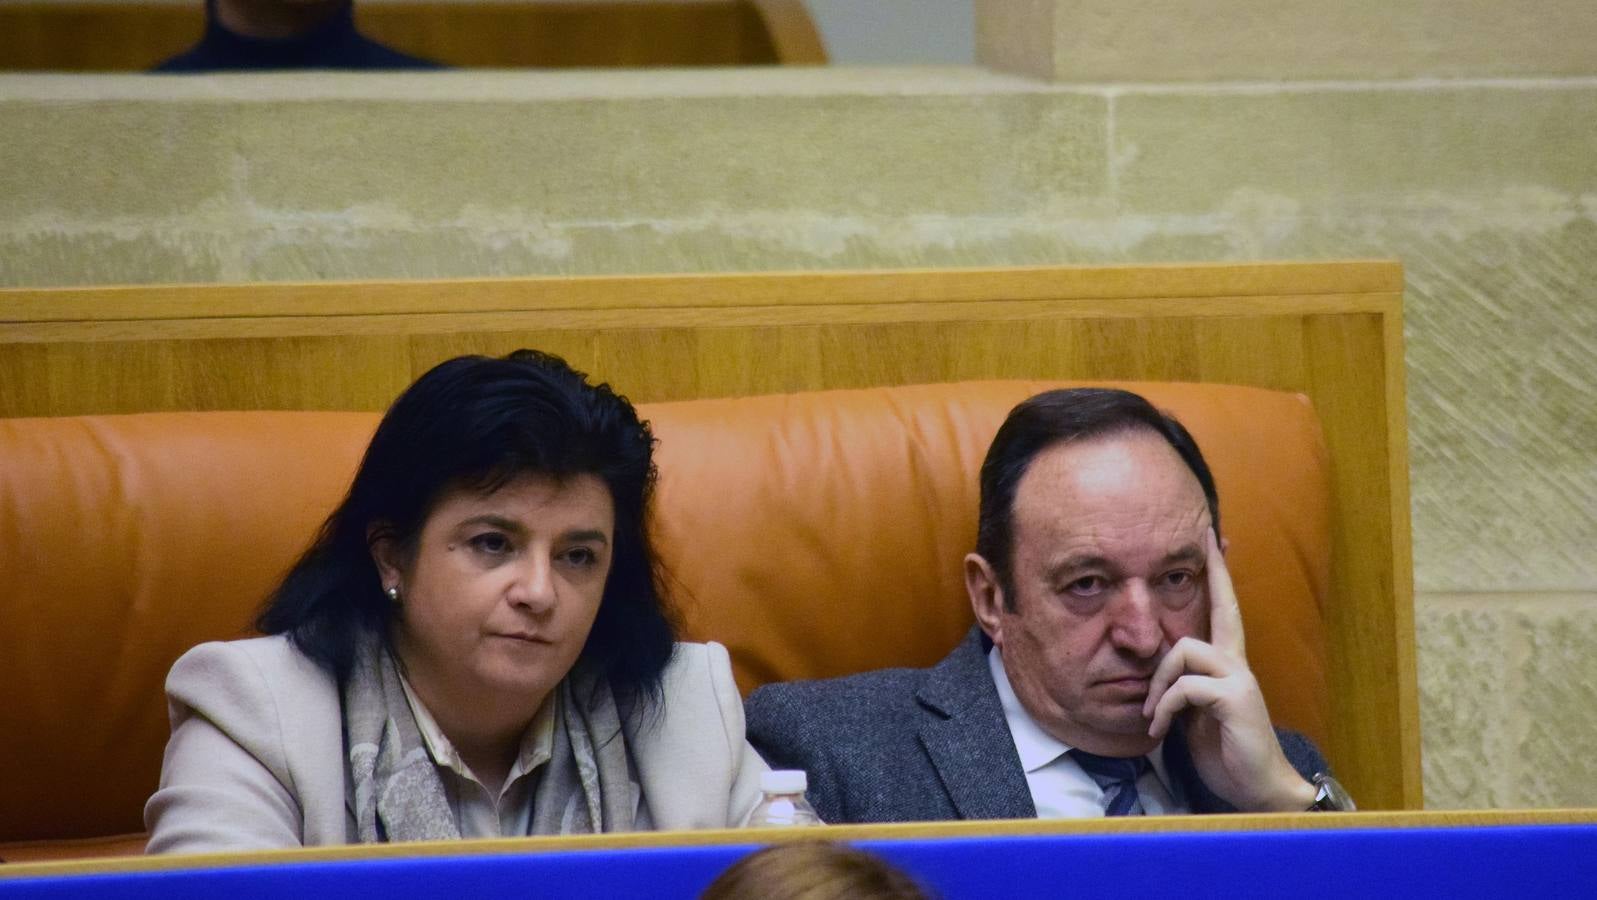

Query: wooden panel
<box><xmin>0</xmin><ymin>309</ymin><xmax>1358</xmax><ymax>408</ymax></box>
<box><xmin>748</xmin><ymin>0</ymin><xmax>825</xmax><ymax>64</ymax></box>
<box><xmin>356</xmin><ymin>2</ymin><xmax>787</xmax><ymax>68</ymax></box>
<box><xmin>0</xmin><ymin>4</ymin><xmax>199</xmax><ymax>70</ymax></box>
<box><xmin>6</xmin><ymin>809</ymin><xmax>1595</xmax><ymax>875</ymax></box>
<box><xmin>0</xmin><ymin>263</ymin><xmax>1402</xmax><ymax>321</ymax></box>
<box><xmin>1301</xmin><ymin>312</ymin><xmax>1419</xmax><ymax>812</ymax></box>
<box><xmin>0</xmin><ymin>261</ymin><xmax>1417</xmax><ymax>809</ymax></box>
<box><xmin>0</xmin><ymin>1</ymin><xmax>824</xmax><ymax>72</ymax></box>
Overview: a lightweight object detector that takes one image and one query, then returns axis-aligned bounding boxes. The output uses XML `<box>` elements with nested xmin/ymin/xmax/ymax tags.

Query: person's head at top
<box><xmin>701</xmin><ymin>842</ymin><xmax>932</xmax><ymax>900</ymax></box>
<box><xmin>213</xmin><ymin>0</ymin><xmax>349</xmax><ymax>41</ymax></box>
<box><xmin>259</xmin><ymin>348</ymin><xmax>673</xmax><ymax>789</ymax></box>
<box><xmin>153</xmin><ymin>0</ymin><xmax>440</xmax><ymax>72</ymax></box>
<box><xmin>964</xmin><ymin>387</ymin><xmax>1222</xmax><ymax>760</ymax></box>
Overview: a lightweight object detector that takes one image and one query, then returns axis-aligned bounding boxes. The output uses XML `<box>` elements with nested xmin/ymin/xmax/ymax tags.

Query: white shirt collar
<box><xmin>988</xmin><ymin>644</ymin><xmax>1073</xmax><ymax>774</ymax></box>
<box><xmin>987</xmin><ymin>645</ymin><xmax>1179</xmax><ymax>794</ymax></box>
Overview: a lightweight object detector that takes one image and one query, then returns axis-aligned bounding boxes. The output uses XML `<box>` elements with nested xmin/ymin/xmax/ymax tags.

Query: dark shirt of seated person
<box><xmin>145</xmin><ymin>350</ymin><xmax>766</xmax><ymax>853</ymax></box>
<box><xmin>746</xmin><ymin>388</ymin><xmax>1350</xmax><ymax>823</ymax></box>
<box><xmin>155</xmin><ymin>0</ymin><xmax>440</xmax><ymax>72</ymax></box>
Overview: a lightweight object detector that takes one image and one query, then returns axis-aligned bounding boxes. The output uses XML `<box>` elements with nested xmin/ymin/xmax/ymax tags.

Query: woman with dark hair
<box><xmin>145</xmin><ymin>350</ymin><xmax>766</xmax><ymax>852</ymax></box>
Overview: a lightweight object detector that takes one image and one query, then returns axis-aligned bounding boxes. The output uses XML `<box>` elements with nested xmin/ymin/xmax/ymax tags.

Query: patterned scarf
<box><xmin>341</xmin><ymin>633</ymin><xmax>640</xmax><ymax>842</ymax></box>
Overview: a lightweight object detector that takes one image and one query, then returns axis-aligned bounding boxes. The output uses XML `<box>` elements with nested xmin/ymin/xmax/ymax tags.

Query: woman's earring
<box><xmin>386</xmin><ymin>585</ymin><xmax>401</xmax><ymax>604</ymax></box>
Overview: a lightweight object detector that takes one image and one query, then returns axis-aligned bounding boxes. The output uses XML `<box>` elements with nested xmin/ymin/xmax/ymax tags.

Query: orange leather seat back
<box><xmin>0</xmin><ymin>412</ymin><xmax>378</xmax><ymax>848</ymax></box>
<box><xmin>0</xmin><ymin>380</ymin><xmax>1328</xmax><ymax>852</ymax></box>
<box><xmin>654</xmin><ymin>381</ymin><xmax>1330</xmax><ymax>739</ymax></box>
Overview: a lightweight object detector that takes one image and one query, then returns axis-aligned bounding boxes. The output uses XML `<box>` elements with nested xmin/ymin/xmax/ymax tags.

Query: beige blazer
<box><xmin>144</xmin><ymin>636</ymin><xmax>767</xmax><ymax>854</ymax></box>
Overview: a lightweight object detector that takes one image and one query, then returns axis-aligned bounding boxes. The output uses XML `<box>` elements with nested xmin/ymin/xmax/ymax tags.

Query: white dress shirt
<box><xmin>988</xmin><ymin>647</ymin><xmax>1189</xmax><ymax>817</ymax></box>
<box><xmin>399</xmin><ymin>674</ymin><xmax>556</xmax><ymax>838</ymax></box>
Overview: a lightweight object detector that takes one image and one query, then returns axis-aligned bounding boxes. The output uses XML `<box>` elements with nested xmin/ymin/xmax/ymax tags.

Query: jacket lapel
<box><xmin>915</xmin><ymin>627</ymin><xmax>1036</xmax><ymax>820</ymax></box>
<box><xmin>909</xmin><ymin>628</ymin><xmax>1251</xmax><ymax>818</ymax></box>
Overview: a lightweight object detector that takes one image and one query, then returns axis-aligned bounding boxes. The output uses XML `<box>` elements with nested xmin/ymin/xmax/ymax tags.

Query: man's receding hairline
<box><xmin>1010</xmin><ymin>418</ymin><xmax>1195</xmax><ymax>491</ymax></box>
<box><xmin>1000</xmin><ymin>420</ymin><xmax>1212</xmax><ymax>578</ymax></box>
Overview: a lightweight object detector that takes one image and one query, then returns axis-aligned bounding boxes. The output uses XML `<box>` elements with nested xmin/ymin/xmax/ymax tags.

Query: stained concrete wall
<box><xmin>2</xmin><ymin>63</ymin><xmax>1594</xmax><ymax>808</ymax></box>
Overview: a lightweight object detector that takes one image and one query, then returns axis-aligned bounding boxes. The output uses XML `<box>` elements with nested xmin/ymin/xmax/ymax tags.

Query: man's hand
<box><xmin>1141</xmin><ymin>528</ymin><xmax>1315</xmax><ymax>812</ymax></box>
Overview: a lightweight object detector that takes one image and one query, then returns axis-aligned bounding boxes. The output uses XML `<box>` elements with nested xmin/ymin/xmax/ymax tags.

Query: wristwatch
<box><xmin>1306</xmin><ymin>772</ymin><xmax>1356</xmax><ymax>812</ymax></box>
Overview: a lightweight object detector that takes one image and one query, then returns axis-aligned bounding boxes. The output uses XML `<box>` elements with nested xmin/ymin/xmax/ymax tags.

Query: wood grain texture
<box><xmin>0</xmin><ymin>261</ymin><xmax>1417</xmax><ymax>809</ymax></box>
<box><xmin>748</xmin><ymin>0</ymin><xmax>826</xmax><ymax>64</ymax></box>
<box><xmin>0</xmin><ymin>3</ymin><xmax>198</xmax><ymax>70</ymax></box>
<box><xmin>0</xmin><ymin>263</ymin><xmax>1401</xmax><ymax>321</ymax></box>
<box><xmin>0</xmin><ymin>0</ymin><xmax>824</xmax><ymax>71</ymax></box>
<box><xmin>6</xmin><ymin>808</ymin><xmax>1594</xmax><ymax>878</ymax></box>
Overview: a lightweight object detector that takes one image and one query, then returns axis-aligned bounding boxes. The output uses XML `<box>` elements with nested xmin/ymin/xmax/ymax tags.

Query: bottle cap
<box><xmin>760</xmin><ymin>770</ymin><xmax>807</xmax><ymax>794</ymax></box>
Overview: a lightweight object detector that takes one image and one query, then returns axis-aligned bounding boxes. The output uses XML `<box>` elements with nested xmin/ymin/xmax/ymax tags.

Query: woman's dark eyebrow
<box><xmin>457</xmin><ymin>514</ymin><xmax>526</xmax><ymax>534</ymax></box>
<box><xmin>457</xmin><ymin>518</ymin><xmax>610</xmax><ymax>547</ymax></box>
<box><xmin>561</xmin><ymin>529</ymin><xmax>610</xmax><ymax>546</ymax></box>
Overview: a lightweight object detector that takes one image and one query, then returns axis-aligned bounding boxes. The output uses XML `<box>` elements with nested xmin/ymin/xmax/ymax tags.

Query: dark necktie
<box><xmin>1068</xmin><ymin>749</ymin><xmax>1151</xmax><ymax>816</ymax></box>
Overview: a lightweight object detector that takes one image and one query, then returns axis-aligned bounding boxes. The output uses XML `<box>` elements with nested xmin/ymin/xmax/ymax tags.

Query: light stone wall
<box><xmin>978</xmin><ymin>0</ymin><xmax>1597</xmax><ymax>81</ymax></box>
<box><xmin>807</xmin><ymin>0</ymin><xmax>975</xmax><ymax>66</ymax></box>
<box><xmin>2</xmin><ymin>65</ymin><xmax>1594</xmax><ymax>809</ymax></box>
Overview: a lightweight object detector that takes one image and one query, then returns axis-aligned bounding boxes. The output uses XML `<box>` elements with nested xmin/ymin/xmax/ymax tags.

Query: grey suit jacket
<box><xmin>745</xmin><ymin>626</ymin><xmax>1327</xmax><ymax>824</ymax></box>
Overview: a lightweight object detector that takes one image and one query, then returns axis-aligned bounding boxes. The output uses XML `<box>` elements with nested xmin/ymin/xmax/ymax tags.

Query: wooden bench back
<box><xmin>0</xmin><ymin>262</ymin><xmax>1417</xmax><ymax>827</ymax></box>
<box><xmin>0</xmin><ymin>0</ymin><xmax>825</xmax><ymax>71</ymax></box>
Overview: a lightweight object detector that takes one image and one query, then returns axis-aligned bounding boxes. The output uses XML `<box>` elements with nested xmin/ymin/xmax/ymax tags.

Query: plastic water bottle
<box><xmin>743</xmin><ymin>770</ymin><xmax>821</xmax><ymax>827</ymax></box>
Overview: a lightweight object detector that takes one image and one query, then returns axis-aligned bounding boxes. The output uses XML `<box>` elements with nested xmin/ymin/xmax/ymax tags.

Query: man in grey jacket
<box><xmin>746</xmin><ymin>388</ymin><xmax>1346</xmax><ymax>823</ymax></box>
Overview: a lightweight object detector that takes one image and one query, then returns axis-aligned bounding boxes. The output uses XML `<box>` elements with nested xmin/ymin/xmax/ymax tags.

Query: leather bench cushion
<box><xmin>0</xmin><ymin>411</ymin><xmax>376</xmax><ymax>846</ymax></box>
<box><xmin>0</xmin><ymin>379</ymin><xmax>1328</xmax><ymax>850</ymax></box>
<box><xmin>653</xmin><ymin>381</ymin><xmax>1330</xmax><ymax>743</ymax></box>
